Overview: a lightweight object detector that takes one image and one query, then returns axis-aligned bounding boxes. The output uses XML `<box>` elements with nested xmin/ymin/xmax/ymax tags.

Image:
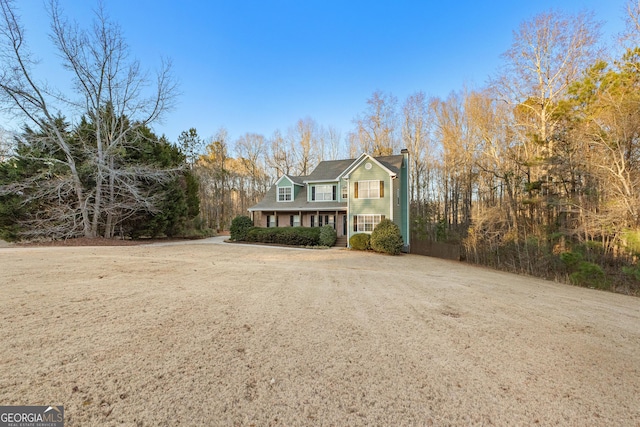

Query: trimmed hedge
<box><xmin>349</xmin><ymin>233</ymin><xmax>370</xmax><ymax>251</ymax></box>
<box><xmin>370</xmin><ymin>219</ymin><xmax>404</xmax><ymax>255</ymax></box>
<box><xmin>230</xmin><ymin>215</ymin><xmax>253</xmax><ymax>241</ymax></box>
<box><xmin>319</xmin><ymin>225</ymin><xmax>337</xmax><ymax>247</ymax></box>
<box><xmin>245</xmin><ymin>227</ymin><xmax>321</xmax><ymax>246</ymax></box>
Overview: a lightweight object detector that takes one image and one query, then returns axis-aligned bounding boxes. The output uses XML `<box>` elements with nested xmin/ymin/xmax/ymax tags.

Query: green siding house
<box><xmin>248</xmin><ymin>150</ymin><xmax>410</xmax><ymax>251</ymax></box>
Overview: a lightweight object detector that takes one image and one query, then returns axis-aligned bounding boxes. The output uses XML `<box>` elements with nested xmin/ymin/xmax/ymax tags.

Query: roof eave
<box><xmin>341</xmin><ymin>153</ymin><xmax>397</xmax><ymax>179</ymax></box>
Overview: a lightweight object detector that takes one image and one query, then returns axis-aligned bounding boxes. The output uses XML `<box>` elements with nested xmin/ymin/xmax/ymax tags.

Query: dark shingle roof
<box><xmin>248</xmin><ymin>153</ymin><xmax>404</xmax><ymax>212</ymax></box>
<box><xmin>248</xmin><ymin>183</ymin><xmax>346</xmax><ymax>212</ymax></box>
<box><xmin>375</xmin><ymin>155</ymin><xmax>403</xmax><ymax>175</ymax></box>
<box><xmin>303</xmin><ymin>159</ymin><xmax>355</xmax><ymax>182</ymax></box>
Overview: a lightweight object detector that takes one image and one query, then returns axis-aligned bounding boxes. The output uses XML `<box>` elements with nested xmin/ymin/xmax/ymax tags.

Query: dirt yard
<box><xmin>1</xmin><ymin>238</ymin><xmax>639</xmax><ymax>426</ymax></box>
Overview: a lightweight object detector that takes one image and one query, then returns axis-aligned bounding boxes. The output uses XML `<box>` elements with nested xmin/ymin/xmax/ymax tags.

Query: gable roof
<box><xmin>247</xmin><ymin>152</ymin><xmax>405</xmax><ymax>212</ymax></box>
<box><xmin>340</xmin><ymin>153</ymin><xmax>403</xmax><ymax>179</ymax></box>
<box><xmin>276</xmin><ymin>174</ymin><xmax>305</xmax><ymax>186</ymax></box>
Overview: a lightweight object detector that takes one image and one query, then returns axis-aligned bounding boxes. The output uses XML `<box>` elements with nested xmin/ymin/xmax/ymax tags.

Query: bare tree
<box><xmin>402</xmin><ymin>91</ymin><xmax>433</xmax><ymax>210</ymax></box>
<box><xmin>268</xmin><ymin>129</ymin><xmax>294</xmax><ymax>177</ymax></box>
<box><xmin>0</xmin><ymin>0</ymin><xmax>177</xmax><ymax>238</ymax></box>
<box><xmin>287</xmin><ymin>117</ymin><xmax>320</xmax><ymax>176</ymax></box>
<box><xmin>350</xmin><ymin>90</ymin><xmax>398</xmax><ymax>156</ymax></box>
<box><xmin>323</xmin><ymin>125</ymin><xmax>342</xmax><ymax>160</ymax></box>
<box><xmin>197</xmin><ymin>128</ymin><xmax>230</xmax><ymax>231</ymax></box>
<box><xmin>493</xmin><ymin>10</ymin><xmax>602</xmax><ymax>176</ymax></box>
<box><xmin>570</xmin><ymin>56</ymin><xmax>640</xmax><ymax>230</ymax></box>
<box><xmin>624</xmin><ymin>0</ymin><xmax>640</xmax><ymax>39</ymax></box>
<box><xmin>235</xmin><ymin>132</ymin><xmax>268</xmax><ymax>202</ymax></box>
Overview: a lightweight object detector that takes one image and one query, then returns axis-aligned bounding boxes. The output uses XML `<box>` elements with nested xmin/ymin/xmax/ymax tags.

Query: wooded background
<box><xmin>187</xmin><ymin>5</ymin><xmax>640</xmax><ymax>293</ymax></box>
<box><xmin>1</xmin><ymin>2</ymin><xmax>639</xmax><ymax>293</ymax></box>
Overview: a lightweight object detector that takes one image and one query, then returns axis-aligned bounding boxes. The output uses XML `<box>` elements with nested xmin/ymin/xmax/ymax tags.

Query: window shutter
<box><xmin>354</xmin><ymin>182</ymin><xmax>358</xmax><ymax>198</ymax></box>
<box><xmin>381</xmin><ymin>215</ymin><xmax>385</xmax><ymax>221</ymax></box>
<box><xmin>276</xmin><ymin>216</ymin><xmax>279</xmax><ymax>227</ymax></box>
<box><xmin>311</xmin><ymin>215</ymin><xmax>315</xmax><ymax>227</ymax></box>
<box><xmin>311</xmin><ymin>186</ymin><xmax>316</xmax><ymax>201</ymax></box>
<box><xmin>380</xmin><ymin>180</ymin><xmax>384</xmax><ymax>197</ymax></box>
<box><xmin>332</xmin><ymin>185</ymin><xmax>336</xmax><ymax>201</ymax></box>
<box><xmin>353</xmin><ymin>215</ymin><xmax>358</xmax><ymax>232</ymax></box>
<box><xmin>290</xmin><ymin>215</ymin><xmax>294</xmax><ymax>226</ymax></box>
<box><xmin>266</xmin><ymin>215</ymin><xmax>270</xmax><ymax>228</ymax></box>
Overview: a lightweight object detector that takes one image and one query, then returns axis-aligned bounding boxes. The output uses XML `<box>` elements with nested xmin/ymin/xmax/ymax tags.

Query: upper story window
<box><xmin>312</xmin><ymin>184</ymin><xmax>336</xmax><ymax>201</ymax></box>
<box><xmin>355</xmin><ymin>180</ymin><xmax>383</xmax><ymax>199</ymax></box>
<box><xmin>341</xmin><ymin>184</ymin><xmax>348</xmax><ymax>200</ymax></box>
<box><xmin>278</xmin><ymin>186</ymin><xmax>292</xmax><ymax>201</ymax></box>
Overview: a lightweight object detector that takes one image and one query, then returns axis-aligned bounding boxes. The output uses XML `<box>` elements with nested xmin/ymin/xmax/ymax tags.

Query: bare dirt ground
<box><xmin>1</xmin><ymin>239</ymin><xmax>639</xmax><ymax>426</ymax></box>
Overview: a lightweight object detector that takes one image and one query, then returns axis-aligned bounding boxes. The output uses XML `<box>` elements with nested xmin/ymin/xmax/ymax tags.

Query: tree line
<box><xmin>1</xmin><ymin>1</ymin><xmax>638</xmax><ymax>292</ymax></box>
<box><xmin>186</xmin><ymin>4</ymin><xmax>640</xmax><ymax>293</ymax></box>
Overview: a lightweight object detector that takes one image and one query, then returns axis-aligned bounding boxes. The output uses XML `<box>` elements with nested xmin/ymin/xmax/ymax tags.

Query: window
<box><xmin>326</xmin><ymin>215</ymin><xmax>335</xmax><ymax>228</ymax></box>
<box><xmin>312</xmin><ymin>184</ymin><xmax>336</xmax><ymax>201</ymax></box>
<box><xmin>354</xmin><ymin>180</ymin><xmax>383</xmax><ymax>199</ymax></box>
<box><xmin>290</xmin><ymin>215</ymin><xmax>300</xmax><ymax>227</ymax></box>
<box><xmin>353</xmin><ymin>214</ymin><xmax>383</xmax><ymax>233</ymax></box>
<box><xmin>267</xmin><ymin>215</ymin><xmax>277</xmax><ymax>228</ymax></box>
<box><xmin>341</xmin><ymin>184</ymin><xmax>348</xmax><ymax>200</ymax></box>
<box><xmin>278</xmin><ymin>186</ymin><xmax>292</xmax><ymax>201</ymax></box>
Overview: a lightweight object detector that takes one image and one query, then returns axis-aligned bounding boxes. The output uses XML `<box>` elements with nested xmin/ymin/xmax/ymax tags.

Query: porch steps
<box><xmin>334</xmin><ymin>236</ymin><xmax>348</xmax><ymax>247</ymax></box>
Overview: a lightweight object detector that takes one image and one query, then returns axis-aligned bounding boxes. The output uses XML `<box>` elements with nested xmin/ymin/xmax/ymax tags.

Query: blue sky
<box><xmin>11</xmin><ymin>1</ymin><xmax>630</xmax><ymax>151</ymax></box>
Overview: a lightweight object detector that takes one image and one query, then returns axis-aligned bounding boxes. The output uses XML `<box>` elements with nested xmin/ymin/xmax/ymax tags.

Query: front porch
<box><xmin>251</xmin><ymin>209</ymin><xmax>349</xmax><ymax>240</ymax></box>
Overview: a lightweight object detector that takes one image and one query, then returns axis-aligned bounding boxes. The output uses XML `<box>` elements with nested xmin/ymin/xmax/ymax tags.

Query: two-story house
<box><xmin>248</xmin><ymin>149</ymin><xmax>410</xmax><ymax>251</ymax></box>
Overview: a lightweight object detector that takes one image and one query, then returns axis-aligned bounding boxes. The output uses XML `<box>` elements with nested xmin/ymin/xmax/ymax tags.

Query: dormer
<box><xmin>275</xmin><ymin>175</ymin><xmax>304</xmax><ymax>202</ymax></box>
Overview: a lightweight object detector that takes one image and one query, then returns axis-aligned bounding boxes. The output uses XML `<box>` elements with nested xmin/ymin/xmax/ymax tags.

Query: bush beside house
<box><xmin>349</xmin><ymin>233</ymin><xmax>370</xmax><ymax>251</ymax></box>
<box><xmin>319</xmin><ymin>225</ymin><xmax>337</xmax><ymax>247</ymax></box>
<box><xmin>245</xmin><ymin>227</ymin><xmax>321</xmax><ymax>246</ymax></box>
<box><xmin>370</xmin><ymin>219</ymin><xmax>404</xmax><ymax>255</ymax></box>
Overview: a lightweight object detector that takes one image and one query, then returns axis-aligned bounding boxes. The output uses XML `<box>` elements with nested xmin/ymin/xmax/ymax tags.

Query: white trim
<box><xmin>354</xmin><ymin>214</ymin><xmax>383</xmax><ymax>233</ymax></box>
<box><xmin>357</xmin><ymin>180</ymin><xmax>381</xmax><ymax>199</ymax></box>
<box><xmin>404</xmin><ymin>150</ymin><xmax>410</xmax><ymax>247</ymax></box>
<box><xmin>277</xmin><ymin>185</ymin><xmax>293</xmax><ymax>202</ymax></box>
<box><xmin>275</xmin><ymin>175</ymin><xmax>304</xmax><ymax>187</ymax></box>
<box><xmin>340</xmin><ymin>153</ymin><xmax>397</xmax><ymax>180</ymax></box>
<box><xmin>340</xmin><ymin>181</ymin><xmax>348</xmax><ymax>201</ymax></box>
<box><xmin>346</xmin><ymin>177</ymin><xmax>351</xmax><ymax>247</ymax></box>
<box><xmin>248</xmin><ymin>206</ymin><xmax>347</xmax><ymax>212</ymax></box>
<box><xmin>389</xmin><ymin>176</ymin><xmax>394</xmax><ymax>221</ymax></box>
<box><xmin>311</xmin><ymin>184</ymin><xmax>335</xmax><ymax>202</ymax></box>
<box><xmin>302</xmin><ymin>178</ymin><xmax>339</xmax><ymax>184</ymax></box>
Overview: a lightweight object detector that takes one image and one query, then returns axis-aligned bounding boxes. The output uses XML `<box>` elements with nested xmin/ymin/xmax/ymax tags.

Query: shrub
<box><xmin>245</xmin><ymin>227</ymin><xmax>321</xmax><ymax>246</ymax></box>
<box><xmin>319</xmin><ymin>225</ymin><xmax>337</xmax><ymax>247</ymax></box>
<box><xmin>622</xmin><ymin>229</ymin><xmax>640</xmax><ymax>256</ymax></box>
<box><xmin>560</xmin><ymin>251</ymin><xmax>583</xmax><ymax>269</ymax></box>
<box><xmin>230</xmin><ymin>215</ymin><xmax>254</xmax><ymax>241</ymax></box>
<box><xmin>570</xmin><ymin>261</ymin><xmax>607</xmax><ymax>289</ymax></box>
<box><xmin>370</xmin><ymin>219</ymin><xmax>404</xmax><ymax>255</ymax></box>
<box><xmin>349</xmin><ymin>233</ymin><xmax>370</xmax><ymax>251</ymax></box>
<box><xmin>622</xmin><ymin>266</ymin><xmax>640</xmax><ymax>281</ymax></box>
